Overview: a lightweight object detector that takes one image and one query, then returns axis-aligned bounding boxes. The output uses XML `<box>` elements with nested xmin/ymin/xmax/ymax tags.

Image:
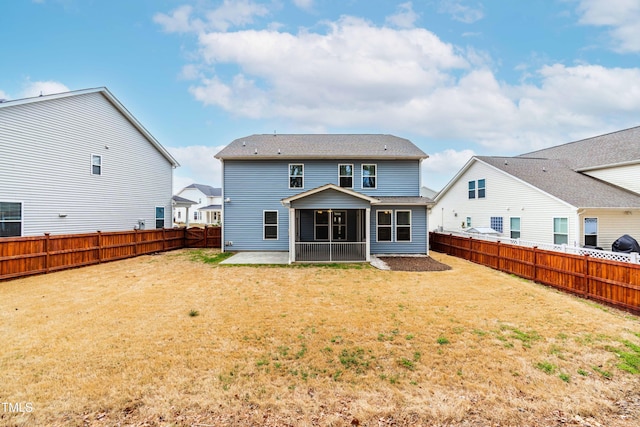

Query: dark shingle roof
<box><xmin>376</xmin><ymin>196</ymin><xmax>434</xmax><ymax>206</ymax></box>
<box><xmin>478</xmin><ymin>156</ymin><xmax>640</xmax><ymax>208</ymax></box>
<box><xmin>519</xmin><ymin>126</ymin><xmax>640</xmax><ymax>170</ymax></box>
<box><xmin>215</xmin><ymin>134</ymin><xmax>427</xmax><ymax>160</ymax></box>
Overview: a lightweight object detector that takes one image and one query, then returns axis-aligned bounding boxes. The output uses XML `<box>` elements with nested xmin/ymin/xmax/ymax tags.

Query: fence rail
<box><xmin>295</xmin><ymin>242</ymin><xmax>366</xmax><ymax>262</ymax></box>
<box><xmin>430</xmin><ymin>232</ymin><xmax>640</xmax><ymax>315</ymax></box>
<box><xmin>0</xmin><ymin>226</ymin><xmax>220</xmax><ymax>282</ymax></box>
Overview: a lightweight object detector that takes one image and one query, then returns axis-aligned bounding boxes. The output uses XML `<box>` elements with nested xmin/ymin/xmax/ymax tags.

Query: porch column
<box><xmin>365</xmin><ymin>207</ymin><xmax>371</xmax><ymax>262</ymax></box>
<box><xmin>289</xmin><ymin>207</ymin><xmax>295</xmax><ymax>263</ymax></box>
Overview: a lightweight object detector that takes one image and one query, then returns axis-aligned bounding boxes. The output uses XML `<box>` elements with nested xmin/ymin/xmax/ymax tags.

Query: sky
<box><xmin>2</xmin><ymin>0</ymin><xmax>640</xmax><ymax>193</ymax></box>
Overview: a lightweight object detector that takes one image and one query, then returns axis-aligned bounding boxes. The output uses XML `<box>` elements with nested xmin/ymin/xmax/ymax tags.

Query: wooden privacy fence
<box><xmin>430</xmin><ymin>232</ymin><xmax>640</xmax><ymax>315</ymax></box>
<box><xmin>0</xmin><ymin>226</ymin><xmax>221</xmax><ymax>281</ymax></box>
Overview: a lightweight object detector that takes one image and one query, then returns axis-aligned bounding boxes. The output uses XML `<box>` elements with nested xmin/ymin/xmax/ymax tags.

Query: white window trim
<box><xmin>362</xmin><ymin>163</ymin><xmax>377</xmax><ymax>189</ymax></box>
<box><xmin>91</xmin><ymin>154</ymin><xmax>102</xmax><ymax>176</ymax></box>
<box><xmin>395</xmin><ymin>210</ymin><xmax>412</xmax><ymax>242</ymax></box>
<box><xmin>553</xmin><ymin>217</ymin><xmax>569</xmax><ymax>245</ymax></box>
<box><xmin>338</xmin><ymin>163</ymin><xmax>354</xmax><ymax>189</ymax></box>
<box><xmin>288</xmin><ymin>163</ymin><xmax>304</xmax><ymax>189</ymax></box>
<box><xmin>0</xmin><ymin>200</ymin><xmax>23</xmax><ymax>237</ymax></box>
<box><xmin>468</xmin><ymin>180</ymin><xmax>475</xmax><ymax>199</ymax></box>
<box><xmin>376</xmin><ymin>210</ymin><xmax>393</xmax><ymax>242</ymax></box>
<box><xmin>510</xmin><ymin>217</ymin><xmax>521</xmax><ymax>239</ymax></box>
<box><xmin>584</xmin><ymin>217</ymin><xmax>598</xmax><ymax>246</ymax></box>
<box><xmin>155</xmin><ymin>206</ymin><xmax>165</xmax><ymax>229</ymax></box>
<box><xmin>263</xmin><ymin>210</ymin><xmax>279</xmax><ymax>240</ymax></box>
<box><xmin>314</xmin><ymin>210</ymin><xmax>329</xmax><ymax>241</ymax></box>
<box><xmin>477</xmin><ymin>179</ymin><xmax>486</xmax><ymax>198</ymax></box>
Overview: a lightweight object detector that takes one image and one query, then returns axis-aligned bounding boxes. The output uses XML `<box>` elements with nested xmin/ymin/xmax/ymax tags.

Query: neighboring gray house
<box><xmin>432</xmin><ymin>126</ymin><xmax>640</xmax><ymax>249</ymax></box>
<box><xmin>172</xmin><ymin>183</ymin><xmax>222</xmax><ymax>226</ymax></box>
<box><xmin>0</xmin><ymin>87</ymin><xmax>179</xmax><ymax>237</ymax></box>
<box><xmin>215</xmin><ymin>134</ymin><xmax>433</xmax><ymax>263</ymax></box>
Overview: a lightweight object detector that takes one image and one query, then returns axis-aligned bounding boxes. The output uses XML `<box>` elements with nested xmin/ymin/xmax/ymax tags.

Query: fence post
<box><xmin>162</xmin><ymin>228</ymin><xmax>166</xmax><ymax>252</ymax></box>
<box><xmin>97</xmin><ymin>231</ymin><xmax>102</xmax><ymax>263</ymax></box>
<box><xmin>468</xmin><ymin>236</ymin><xmax>473</xmax><ymax>261</ymax></box>
<box><xmin>448</xmin><ymin>233</ymin><xmax>453</xmax><ymax>255</ymax></box>
<box><xmin>44</xmin><ymin>233</ymin><xmax>50</xmax><ymax>274</ymax></box>
<box><xmin>583</xmin><ymin>255</ymin><xmax>589</xmax><ymax>296</ymax></box>
<box><xmin>204</xmin><ymin>225</ymin><xmax>208</xmax><ymax>248</ymax></box>
<box><xmin>134</xmin><ymin>228</ymin><xmax>139</xmax><ymax>256</ymax></box>
<box><xmin>631</xmin><ymin>252</ymin><xmax>639</xmax><ymax>264</ymax></box>
<box><xmin>497</xmin><ymin>240</ymin><xmax>501</xmax><ymax>270</ymax></box>
<box><xmin>532</xmin><ymin>246</ymin><xmax>538</xmax><ymax>282</ymax></box>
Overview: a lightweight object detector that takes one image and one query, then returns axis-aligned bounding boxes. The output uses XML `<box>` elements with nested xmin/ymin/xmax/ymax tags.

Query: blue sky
<box><xmin>2</xmin><ymin>0</ymin><xmax>640</xmax><ymax>192</ymax></box>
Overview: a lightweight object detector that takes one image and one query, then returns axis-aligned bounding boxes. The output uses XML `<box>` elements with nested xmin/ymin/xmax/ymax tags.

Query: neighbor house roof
<box><xmin>477</xmin><ymin>156</ymin><xmax>640</xmax><ymax>208</ymax></box>
<box><xmin>183</xmin><ymin>183</ymin><xmax>222</xmax><ymax>197</ymax></box>
<box><xmin>215</xmin><ymin>134</ymin><xmax>428</xmax><ymax>160</ymax></box>
<box><xmin>0</xmin><ymin>87</ymin><xmax>180</xmax><ymax>167</ymax></box>
<box><xmin>171</xmin><ymin>195</ymin><xmax>197</xmax><ymax>207</ymax></box>
<box><xmin>519</xmin><ymin>126</ymin><xmax>640</xmax><ymax>171</ymax></box>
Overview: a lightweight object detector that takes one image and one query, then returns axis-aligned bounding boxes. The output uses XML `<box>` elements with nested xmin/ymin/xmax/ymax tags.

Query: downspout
<box><xmin>574</xmin><ymin>208</ymin><xmax>583</xmax><ymax>247</ymax></box>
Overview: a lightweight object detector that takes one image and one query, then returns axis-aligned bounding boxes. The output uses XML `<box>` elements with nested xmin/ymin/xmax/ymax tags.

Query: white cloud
<box><xmin>385</xmin><ymin>2</ymin><xmax>419</xmax><ymax>29</ymax></box>
<box><xmin>0</xmin><ymin>89</ymin><xmax>9</xmax><ymax>100</ymax></box>
<box><xmin>157</xmin><ymin>9</ymin><xmax>640</xmax><ymax>157</ymax></box>
<box><xmin>438</xmin><ymin>0</ymin><xmax>484</xmax><ymax>24</ymax></box>
<box><xmin>154</xmin><ymin>1</ymin><xmax>270</xmax><ymax>34</ymax></box>
<box><xmin>292</xmin><ymin>0</ymin><xmax>314</xmax><ymax>12</ymax></box>
<box><xmin>167</xmin><ymin>145</ymin><xmax>225</xmax><ymax>192</ymax></box>
<box><xmin>576</xmin><ymin>0</ymin><xmax>640</xmax><ymax>53</ymax></box>
<box><xmin>422</xmin><ymin>148</ymin><xmax>475</xmax><ymax>191</ymax></box>
<box><xmin>21</xmin><ymin>80</ymin><xmax>70</xmax><ymax>98</ymax></box>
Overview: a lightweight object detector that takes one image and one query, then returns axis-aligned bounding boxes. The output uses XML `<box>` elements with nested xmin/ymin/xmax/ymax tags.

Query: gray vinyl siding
<box><xmin>371</xmin><ymin>206</ymin><xmax>427</xmax><ymax>254</ymax></box>
<box><xmin>0</xmin><ymin>92</ymin><xmax>173</xmax><ymax>236</ymax></box>
<box><xmin>223</xmin><ymin>159</ymin><xmax>422</xmax><ymax>251</ymax></box>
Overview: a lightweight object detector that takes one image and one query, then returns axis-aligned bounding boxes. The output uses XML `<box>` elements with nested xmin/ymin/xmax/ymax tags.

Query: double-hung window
<box><xmin>155</xmin><ymin>207</ymin><xmax>165</xmax><ymax>229</ymax></box>
<box><xmin>264</xmin><ymin>211</ymin><xmax>278</xmax><ymax>240</ymax></box>
<box><xmin>477</xmin><ymin>179</ymin><xmax>486</xmax><ymax>198</ymax></box>
<box><xmin>553</xmin><ymin>217</ymin><xmax>568</xmax><ymax>245</ymax></box>
<box><xmin>584</xmin><ymin>218</ymin><xmax>598</xmax><ymax>246</ymax></box>
<box><xmin>377</xmin><ymin>210</ymin><xmax>392</xmax><ymax>241</ymax></box>
<box><xmin>362</xmin><ymin>164</ymin><xmax>376</xmax><ymax>189</ymax></box>
<box><xmin>91</xmin><ymin>154</ymin><xmax>102</xmax><ymax>175</ymax></box>
<box><xmin>338</xmin><ymin>164</ymin><xmax>353</xmax><ymax>188</ymax></box>
<box><xmin>468</xmin><ymin>181</ymin><xmax>475</xmax><ymax>199</ymax></box>
<box><xmin>510</xmin><ymin>217</ymin><xmax>521</xmax><ymax>239</ymax></box>
<box><xmin>289</xmin><ymin>164</ymin><xmax>304</xmax><ymax>188</ymax></box>
<box><xmin>396</xmin><ymin>210</ymin><xmax>411</xmax><ymax>241</ymax></box>
<box><xmin>0</xmin><ymin>202</ymin><xmax>22</xmax><ymax>237</ymax></box>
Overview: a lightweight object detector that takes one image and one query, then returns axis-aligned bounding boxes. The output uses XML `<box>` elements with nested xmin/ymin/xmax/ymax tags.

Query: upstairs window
<box><xmin>289</xmin><ymin>164</ymin><xmax>304</xmax><ymax>188</ymax></box>
<box><xmin>0</xmin><ymin>202</ymin><xmax>22</xmax><ymax>237</ymax></box>
<box><xmin>362</xmin><ymin>164</ymin><xmax>377</xmax><ymax>189</ymax></box>
<box><xmin>91</xmin><ymin>154</ymin><xmax>102</xmax><ymax>175</ymax></box>
<box><xmin>155</xmin><ymin>206</ymin><xmax>165</xmax><ymax>229</ymax></box>
<box><xmin>478</xmin><ymin>179</ymin><xmax>486</xmax><ymax>198</ymax></box>
<box><xmin>339</xmin><ymin>164</ymin><xmax>353</xmax><ymax>188</ymax></box>
<box><xmin>468</xmin><ymin>181</ymin><xmax>475</xmax><ymax>199</ymax></box>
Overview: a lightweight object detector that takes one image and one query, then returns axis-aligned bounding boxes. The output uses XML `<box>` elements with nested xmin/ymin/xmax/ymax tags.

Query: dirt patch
<box><xmin>378</xmin><ymin>256</ymin><xmax>452</xmax><ymax>271</ymax></box>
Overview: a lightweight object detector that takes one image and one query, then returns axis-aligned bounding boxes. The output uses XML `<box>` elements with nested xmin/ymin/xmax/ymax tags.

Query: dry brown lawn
<box><xmin>1</xmin><ymin>249</ymin><xmax>639</xmax><ymax>427</ymax></box>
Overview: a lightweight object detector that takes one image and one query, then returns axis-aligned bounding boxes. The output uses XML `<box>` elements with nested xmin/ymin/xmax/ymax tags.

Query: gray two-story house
<box><xmin>215</xmin><ymin>134</ymin><xmax>433</xmax><ymax>263</ymax></box>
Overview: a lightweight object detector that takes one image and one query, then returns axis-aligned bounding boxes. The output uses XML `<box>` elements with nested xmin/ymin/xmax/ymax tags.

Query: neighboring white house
<box><xmin>172</xmin><ymin>183</ymin><xmax>222</xmax><ymax>226</ymax></box>
<box><xmin>0</xmin><ymin>87</ymin><xmax>179</xmax><ymax>237</ymax></box>
<box><xmin>432</xmin><ymin>126</ymin><xmax>640</xmax><ymax>250</ymax></box>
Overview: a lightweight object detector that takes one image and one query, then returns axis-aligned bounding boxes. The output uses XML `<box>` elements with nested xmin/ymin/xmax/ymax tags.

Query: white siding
<box><xmin>583</xmin><ymin>164</ymin><xmax>640</xmax><ymax>194</ymax></box>
<box><xmin>579</xmin><ymin>209</ymin><xmax>640</xmax><ymax>250</ymax></box>
<box><xmin>431</xmin><ymin>161</ymin><xmax>578</xmax><ymax>245</ymax></box>
<box><xmin>0</xmin><ymin>92</ymin><xmax>174</xmax><ymax>236</ymax></box>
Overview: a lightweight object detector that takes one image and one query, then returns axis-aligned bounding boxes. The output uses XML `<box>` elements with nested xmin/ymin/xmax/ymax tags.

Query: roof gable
<box><xmin>215</xmin><ymin>134</ymin><xmax>427</xmax><ymax>160</ymax></box>
<box><xmin>0</xmin><ymin>87</ymin><xmax>179</xmax><ymax>167</ymax></box>
<box><xmin>281</xmin><ymin>184</ymin><xmax>380</xmax><ymax>205</ymax></box>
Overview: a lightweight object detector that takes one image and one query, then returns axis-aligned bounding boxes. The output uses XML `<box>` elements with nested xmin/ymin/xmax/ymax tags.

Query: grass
<box><xmin>1</xmin><ymin>248</ymin><xmax>639</xmax><ymax>426</ymax></box>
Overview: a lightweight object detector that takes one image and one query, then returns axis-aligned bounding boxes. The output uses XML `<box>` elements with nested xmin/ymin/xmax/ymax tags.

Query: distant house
<box><xmin>172</xmin><ymin>183</ymin><xmax>222</xmax><ymax>226</ymax></box>
<box><xmin>0</xmin><ymin>87</ymin><xmax>179</xmax><ymax>237</ymax></box>
<box><xmin>215</xmin><ymin>134</ymin><xmax>434</xmax><ymax>263</ymax></box>
<box><xmin>432</xmin><ymin>126</ymin><xmax>640</xmax><ymax>249</ymax></box>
